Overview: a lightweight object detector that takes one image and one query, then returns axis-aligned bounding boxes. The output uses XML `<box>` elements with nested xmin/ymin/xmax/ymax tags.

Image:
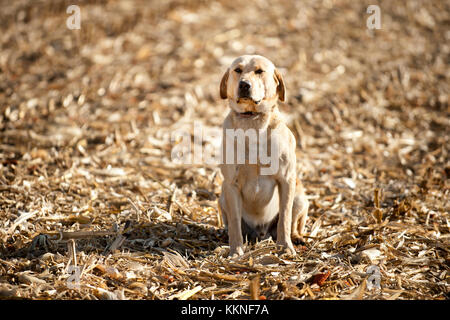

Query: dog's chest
<box><xmin>236</xmin><ymin>165</ymin><xmax>277</xmax><ymax>205</ymax></box>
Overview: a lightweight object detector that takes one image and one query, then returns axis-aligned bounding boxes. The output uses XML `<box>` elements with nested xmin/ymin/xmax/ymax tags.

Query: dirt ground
<box><xmin>0</xmin><ymin>0</ymin><xmax>448</xmax><ymax>300</ymax></box>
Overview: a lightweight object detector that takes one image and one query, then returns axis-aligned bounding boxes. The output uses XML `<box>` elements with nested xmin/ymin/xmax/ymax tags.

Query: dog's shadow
<box><xmin>3</xmin><ymin>219</ymin><xmax>229</xmax><ymax>261</ymax></box>
<box><xmin>124</xmin><ymin>219</ymin><xmax>228</xmax><ymax>258</ymax></box>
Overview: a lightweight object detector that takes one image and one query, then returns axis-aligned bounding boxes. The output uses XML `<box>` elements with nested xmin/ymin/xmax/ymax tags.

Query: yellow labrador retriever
<box><xmin>218</xmin><ymin>55</ymin><xmax>309</xmax><ymax>256</ymax></box>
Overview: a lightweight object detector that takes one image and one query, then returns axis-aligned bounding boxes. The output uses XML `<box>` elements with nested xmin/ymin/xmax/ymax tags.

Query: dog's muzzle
<box><xmin>237</xmin><ymin>80</ymin><xmax>261</xmax><ymax>105</ymax></box>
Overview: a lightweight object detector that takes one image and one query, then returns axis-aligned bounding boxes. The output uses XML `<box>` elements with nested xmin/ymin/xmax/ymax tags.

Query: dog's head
<box><xmin>220</xmin><ymin>55</ymin><xmax>286</xmax><ymax>118</ymax></box>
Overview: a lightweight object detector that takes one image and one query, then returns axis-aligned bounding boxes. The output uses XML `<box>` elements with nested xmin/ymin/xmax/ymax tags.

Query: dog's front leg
<box><xmin>277</xmin><ymin>177</ymin><xmax>296</xmax><ymax>254</ymax></box>
<box><xmin>222</xmin><ymin>182</ymin><xmax>245</xmax><ymax>256</ymax></box>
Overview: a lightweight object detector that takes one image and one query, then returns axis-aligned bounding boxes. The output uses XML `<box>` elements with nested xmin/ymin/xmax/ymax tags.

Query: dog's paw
<box><xmin>229</xmin><ymin>245</ymin><xmax>245</xmax><ymax>258</ymax></box>
<box><xmin>292</xmin><ymin>235</ymin><xmax>306</xmax><ymax>246</ymax></box>
<box><xmin>276</xmin><ymin>240</ymin><xmax>296</xmax><ymax>256</ymax></box>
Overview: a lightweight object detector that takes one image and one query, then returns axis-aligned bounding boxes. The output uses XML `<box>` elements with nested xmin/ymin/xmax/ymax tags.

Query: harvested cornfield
<box><xmin>0</xmin><ymin>0</ymin><xmax>448</xmax><ymax>300</ymax></box>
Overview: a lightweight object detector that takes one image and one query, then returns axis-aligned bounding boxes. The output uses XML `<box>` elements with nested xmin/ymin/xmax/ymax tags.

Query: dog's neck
<box><xmin>230</xmin><ymin>105</ymin><xmax>280</xmax><ymax>131</ymax></box>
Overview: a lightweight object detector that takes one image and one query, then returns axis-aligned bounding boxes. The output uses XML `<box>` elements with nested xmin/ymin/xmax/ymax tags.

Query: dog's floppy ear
<box><xmin>220</xmin><ymin>68</ymin><xmax>229</xmax><ymax>99</ymax></box>
<box><xmin>274</xmin><ymin>68</ymin><xmax>286</xmax><ymax>102</ymax></box>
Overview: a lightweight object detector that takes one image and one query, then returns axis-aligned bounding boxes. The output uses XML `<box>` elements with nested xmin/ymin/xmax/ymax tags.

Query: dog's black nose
<box><xmin>238</xmin><ymin>80</ymin><xmax>251</xmax><ymax>96</ymax></box>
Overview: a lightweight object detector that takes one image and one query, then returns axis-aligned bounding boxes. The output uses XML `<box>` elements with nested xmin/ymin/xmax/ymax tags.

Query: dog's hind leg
<box><xmin>291</xmin><ymin>192</ymin><xmax>308</xmax><ymax>244</ymax></box>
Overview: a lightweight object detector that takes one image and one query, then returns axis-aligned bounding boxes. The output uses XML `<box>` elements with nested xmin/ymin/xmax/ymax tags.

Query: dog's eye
<box><xmin>255</xmin><ymin>69</ymin><xmax>264</xmax><ymax>74</ymax></box>
<box><xmin>234</xmin><ymin>67</ymin><xmax>242</xmax><ymax>73</ymax></box>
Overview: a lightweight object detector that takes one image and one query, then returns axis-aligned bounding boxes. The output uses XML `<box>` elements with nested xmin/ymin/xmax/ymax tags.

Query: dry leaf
<box><xmin>311</xmin><ymin>270</ymin><xmax>331</xmax><ymax>287</ymax></box>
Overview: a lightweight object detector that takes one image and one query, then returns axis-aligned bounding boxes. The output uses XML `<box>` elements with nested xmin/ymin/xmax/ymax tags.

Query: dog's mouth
<box><xmin>236</xmin><ymin>111</ymin><xmax>260</xmax><ymax>118</ymax></box>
